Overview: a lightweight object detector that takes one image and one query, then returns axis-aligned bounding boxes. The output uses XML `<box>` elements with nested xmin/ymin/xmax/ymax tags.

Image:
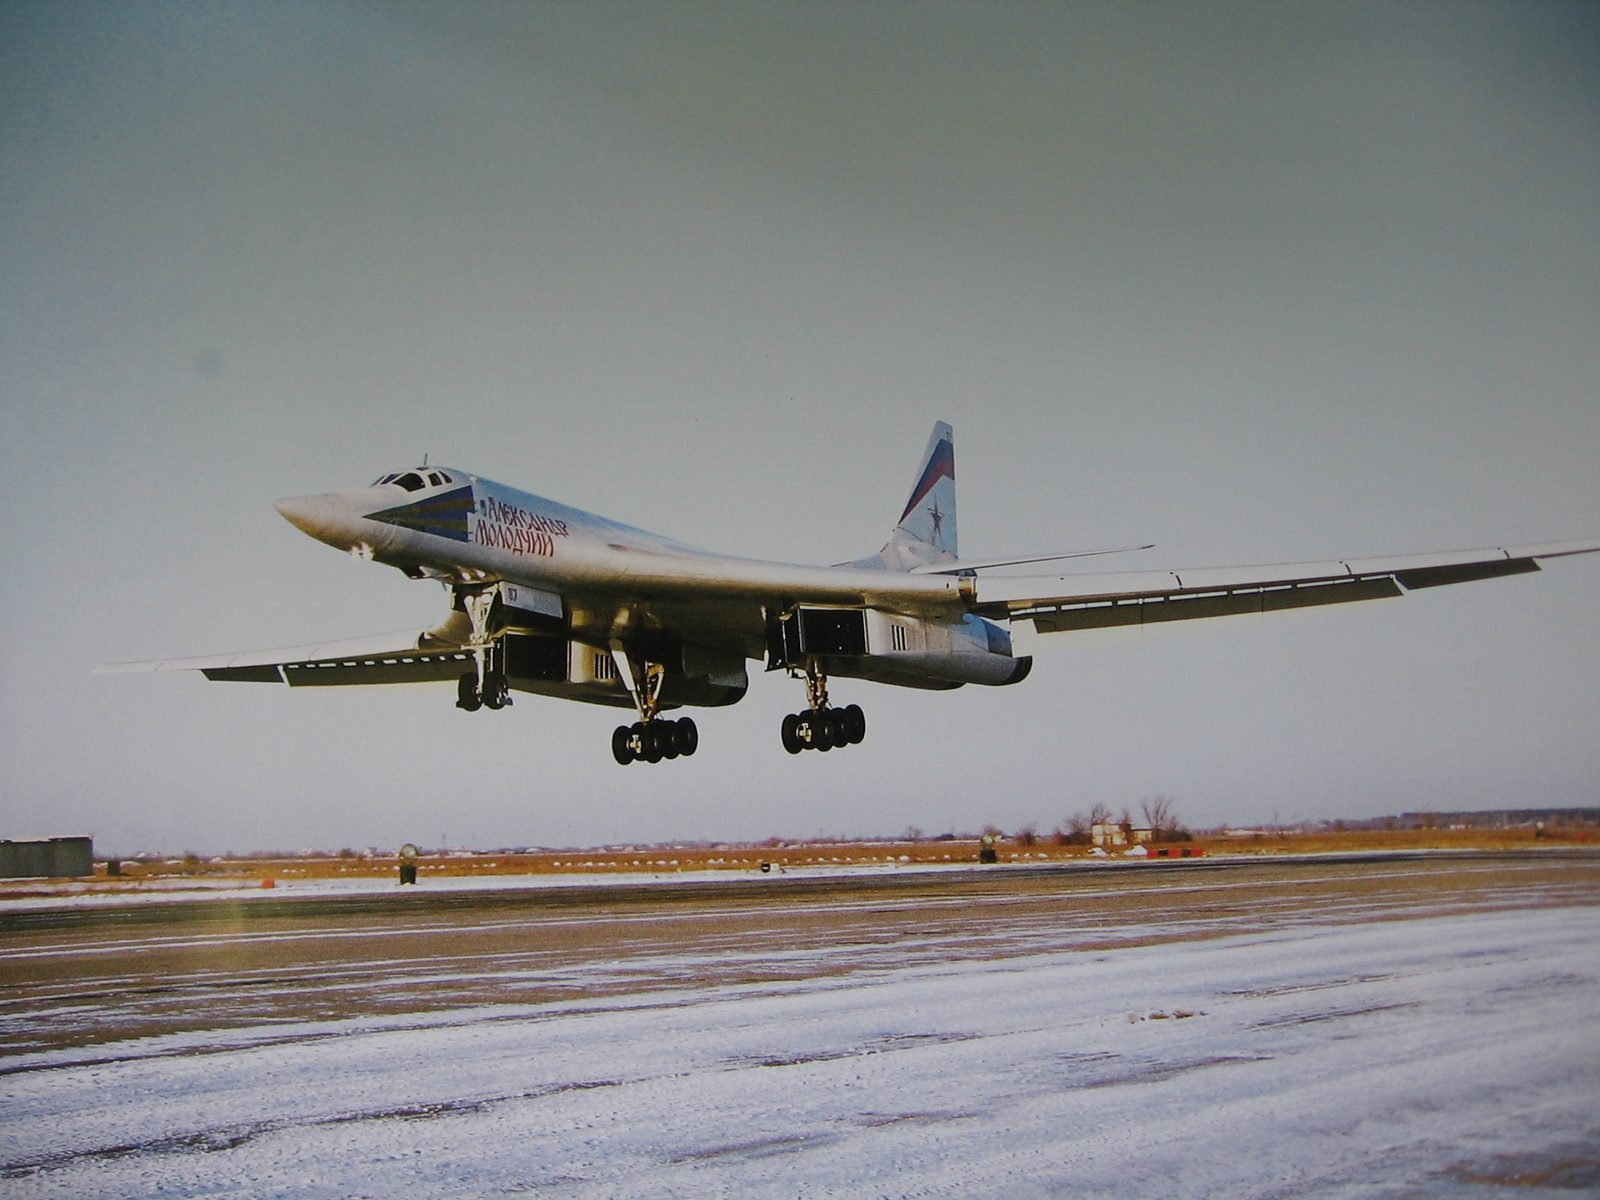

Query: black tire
<box><xmin>811</xmin><ymin>708</ymin><xmax>833</xmax><ymax>752</ymax></box>
<box><xmin>642</xmin><ymin>722</ymin><xmax>666</xmax><ymax>764</ymax></box>
<box><xmin>781</xmin><ymin>712</ymin><xmax>803</xmax><ymax>754</ymax></box>
<box><xmin>675</xmin><ymin>717</ymin><xmax>699</xmax><ymax>757</ymax></box>
<box><xmin>482</xmin><ymin>672</ymin><xmax>506</xmax><ymax>710</ymax></box>
<box><xmin>827</xmin><ymin>708</ymin><xmax>851</xmax><ymax>746</ymax></box>
<box><xmin>611</xmin><ymin>725</ymin><xmax>635</xmax><ymax>765</ymax></box>
<box><xmin>661</xmin><ymin>720</ymin><xmax>682</xmax><ymax>760</ymax></box>
<box><xmin>456</xmin><ymin>672</ymin><xmax>482</xmax><ymax>712</ymax></box>
<box><xmin>843</xmin><ymin>703</ymin><xmax>866</xmax><ymax>744</ymax></box>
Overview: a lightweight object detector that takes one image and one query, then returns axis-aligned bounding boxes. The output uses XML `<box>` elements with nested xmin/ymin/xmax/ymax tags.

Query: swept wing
<box><xmin>95</xmin><ymin>613</ymin><xmax>476</xmax><ymax>686</ymax></box>
<box><xmin>973</xmin><ymin>538</ymin><xmax>1600</xmax><ymax>632</ymax></box>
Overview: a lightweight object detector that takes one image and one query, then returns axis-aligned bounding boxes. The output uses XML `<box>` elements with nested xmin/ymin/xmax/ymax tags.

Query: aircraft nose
<box><xmin>273</xmin><ymin>493</ymin><xmax>359</xmax><ymax>545</ymax></box>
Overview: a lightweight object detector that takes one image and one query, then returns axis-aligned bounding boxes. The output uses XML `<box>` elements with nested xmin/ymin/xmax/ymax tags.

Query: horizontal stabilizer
<box><xmin>910</xmin><ymin>544</ymin><xmax>1155</xmax><ymax>574</ymax></box>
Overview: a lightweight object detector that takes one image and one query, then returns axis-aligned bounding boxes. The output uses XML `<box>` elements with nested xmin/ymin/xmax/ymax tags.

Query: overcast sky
<box><xmin>2</xmin><ymin>1</ymin><xmax>1596</xmax><ymax>854</ymax></box>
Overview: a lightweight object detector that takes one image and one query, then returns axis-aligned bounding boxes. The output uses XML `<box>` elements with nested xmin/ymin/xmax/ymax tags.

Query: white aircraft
<box><xmin>101</xmin><ymin>423</ymin><xmax>1599</xmax><ymax>764</ymax></box>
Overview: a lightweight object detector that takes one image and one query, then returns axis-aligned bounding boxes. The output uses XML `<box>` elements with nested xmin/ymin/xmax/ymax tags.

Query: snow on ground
<box><xmin>0</xmin><ymin>849</ymin><xmax>1530</xmax><ymax>914</ymax></box>
<box><xmin>3</xmin><ymin>903</ymin><xmax>1597</xmax><ymax>1198</ymax></box>
<box><xmin>0</xmin><ymin>862</ymin><xmax>969</xmax><ymax>913</ymax></box>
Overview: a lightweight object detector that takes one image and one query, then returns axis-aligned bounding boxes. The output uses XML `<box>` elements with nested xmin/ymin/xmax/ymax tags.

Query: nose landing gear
<box><xmin>455</xmin><ymin>666</ymin><xmax>511</xmax><ymax>711</ymax></box>
<box><xmin>780</xmin><ymin>663</ymin><xmax>866</xmax><ymax>754</ymax></box>
<box><xmin>454</xmin><ymin>587</ymin><xmax>511</xmax><ymax>712</ymax></box>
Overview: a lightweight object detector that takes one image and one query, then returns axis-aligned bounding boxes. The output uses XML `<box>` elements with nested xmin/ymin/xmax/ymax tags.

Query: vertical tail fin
<box><xmin>844</xmin><ymin>422</ymin><xmax>958</xmax><ymax>571</ymax></box>
<box><xmin>896</xmin><ymin>421</ymin><xmax>957</xmax><ymax>558</ymax></box>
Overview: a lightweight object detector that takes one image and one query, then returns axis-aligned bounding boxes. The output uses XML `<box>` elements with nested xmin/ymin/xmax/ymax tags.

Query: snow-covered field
<box><xmin>3</xmin><ymin>898</ymin><xmax>1597</xmax><ymax>1198</ymax></box>
<box><xmin>0</xmin><ymin>861</ymin><xmax>964</xmax><ymax>913</ymax></box>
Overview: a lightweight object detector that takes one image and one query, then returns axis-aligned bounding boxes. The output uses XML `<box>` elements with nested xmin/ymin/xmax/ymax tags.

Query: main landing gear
<box><xmin>780</xmin><ymin>663</ymin><xmax>866</xmax><ymax>754</ymax></box>
<box><xmin>610</xmin><ymin>643</ymin><xmax>698</xmax><ymax>766</ymax></box>
<box><xmin>781</xmin><ymin>705</ymin><xmax>865</xmax><ymax>753</ymax></box>
<box><xmin>612</xmin><ymin>717</ymin><xmax>699</xmax><ymax>765</ymax></box>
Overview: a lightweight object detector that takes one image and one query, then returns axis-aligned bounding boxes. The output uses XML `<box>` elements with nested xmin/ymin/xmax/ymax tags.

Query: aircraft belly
<box><xmin>825</xmin><ymin>660</ymin><xmax>966</xmax><ymax>691</ymax></box>
<box><xmin>507</xmin><ymin>677</ymin><xmax>638</xmax><ymax>710</ymax></box>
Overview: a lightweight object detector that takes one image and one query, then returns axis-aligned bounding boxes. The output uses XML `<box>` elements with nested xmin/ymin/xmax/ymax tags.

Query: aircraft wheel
<box><xmin>675</xmin><ymin>717</ymin><xmax>699</xmax><ymax>757</ymax></box>
<box><xmin>661</xmin><ymin>720</ymin><xmax>682</xmax><ymax>760</ymax></box>
<box><xmin>781</xmin><ymin>712</ymin><xmax>803</xmax><ymax>754</ymax></box>
<box><xmin>642</xmin><ymin>722</ymin><xmax>666</xmax><ymax>764</ymax></box>
<box><xmin>843</xmin><ymin>704</ymin><xmax>866</xmax><ymax>744</ymax></box>
<box><xmin>826</xmin><ymin>708</ymin><xmax>851</xmax><ymax>746</ymax></box>
<box><xmin>611</xmin><ymin>725</ymin><xmax>635</xmax><ymax>765</ymax></box>
<box><xmin>482</xmin><ymin>672</ymin><xmax>508</xmax><ymax>710</ymax></box>
<box><xmin>456</xmin><ymin>672</ymin><xmax>482</xmax><ymax>712</ymax></box>
<box><xmin>811</xmin><ymin>708</ymin><xmax>834</xmax><ymax>752</ymax></box>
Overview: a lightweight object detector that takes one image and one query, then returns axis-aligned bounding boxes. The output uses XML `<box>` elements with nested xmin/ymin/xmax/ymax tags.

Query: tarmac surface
<box><xmin>4</xmin><ymin>850</ymin><xmax>1595</xmax><ymax>1069</ymax></box>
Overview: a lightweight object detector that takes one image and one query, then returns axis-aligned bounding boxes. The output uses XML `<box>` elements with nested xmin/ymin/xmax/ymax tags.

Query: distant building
<box><xmin>0</xmin><ymin>837</ymin><xmax>94</xmax><ymax>879</ymax></box>
<box><xmin>1091</xmin><ymin>823</ymin><xmax>1153</xmax><ymax>848</ymax></box>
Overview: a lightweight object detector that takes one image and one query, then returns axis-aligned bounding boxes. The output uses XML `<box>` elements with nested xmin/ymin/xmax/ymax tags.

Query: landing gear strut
<box><xmin>780</xmin><ymin>662</ymin><xmax>866</xmax><ymax>754</ymax></box>
<box><xmin>455</xmin><ymin>587</ymin><xmax>512</xmax><ymax>712</ymax></box>
<box><xmin>609</xmin><ymin>642</ymin><xmax>698</xmax><ymax>766</ymax></box>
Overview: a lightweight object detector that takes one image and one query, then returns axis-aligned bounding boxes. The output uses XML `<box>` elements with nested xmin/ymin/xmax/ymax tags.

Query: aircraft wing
<box><xmin>93</xmin><ymin>629</ymin><xmax>475</xmax><ymax>686</ymax></box>
<box><xmin>972</xmin><ymin>538</ymin><xmax>1600</xmax><ymax>633</ymax></box>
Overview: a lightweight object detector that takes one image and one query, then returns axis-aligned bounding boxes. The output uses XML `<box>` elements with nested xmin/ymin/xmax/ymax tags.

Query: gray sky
<box><xmin>2</xmin><ymin>1</ymin><xmax>1596</xmax><ymax>854</ymax></box>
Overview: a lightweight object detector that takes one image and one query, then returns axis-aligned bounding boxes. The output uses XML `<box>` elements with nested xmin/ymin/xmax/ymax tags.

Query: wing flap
<box><xmin>202</xmin><ymin>665</ymin><xmax>285</xmax><ymax>683</ymax></box>
<box><xmin>280</xmin><ymin>651</ymin><xmax>473</xmax><ymax>687</ymax></box>
<box><xmin>1392</xmin><ymin>557</ymin><xmax>1539</xmax><ymax>590</ymax></box>
<box><xmin>1032</xmin><ymin>576</ymin><xmax>1404</xmax><ymax>633</ymax></box>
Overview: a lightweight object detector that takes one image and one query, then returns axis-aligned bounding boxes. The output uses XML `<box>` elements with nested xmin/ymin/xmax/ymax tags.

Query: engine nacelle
<box><xmin>767</xmin><ymin>607</ymin><xmax>1031</xmax><ymax>689</ymax></box>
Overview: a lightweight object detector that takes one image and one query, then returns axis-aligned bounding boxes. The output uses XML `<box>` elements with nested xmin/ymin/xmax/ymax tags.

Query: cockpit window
<box><xmin>393</xmin><ymin>472</ymin><xmax>426</xmax><ymax>491</ymax></box>
<box><xmin>370</xmin><ymin>474</ymin><xmax>398</xmax><ymax>486</ymax></box>
<box><xmin>427</xmin><ymin>472</ymin><xmax>445</xmax><ymax>487</ymax></box>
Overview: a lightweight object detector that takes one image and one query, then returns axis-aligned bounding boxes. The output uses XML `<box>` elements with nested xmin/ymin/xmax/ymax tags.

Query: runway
<box><xmin>3</xmin><ymin>853</ymin><xmax>1597</xmax><ymax>1196</ymax></box>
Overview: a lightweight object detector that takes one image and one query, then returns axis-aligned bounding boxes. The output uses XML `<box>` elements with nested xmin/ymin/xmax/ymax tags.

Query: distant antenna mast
<box><xmin>422</xmin><ymin>453</ymin><xmax>430</xmax><ymax>466</ymax></box>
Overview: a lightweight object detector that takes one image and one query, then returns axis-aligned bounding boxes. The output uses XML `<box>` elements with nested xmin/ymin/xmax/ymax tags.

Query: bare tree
<box><xmin>1140</xmin><ymin>795</ymin><xmax>1189</xmax><ymax>842</ymax></box>
<box><xmin>1141</xmin><ymin>796</ymin><xmax>1174</xmax><ymax>833</ymax></box>
<box><xmin>1014</xmin><ymin>824</ymin><xmax>1037</xmax><ymax>847</ymax></box>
